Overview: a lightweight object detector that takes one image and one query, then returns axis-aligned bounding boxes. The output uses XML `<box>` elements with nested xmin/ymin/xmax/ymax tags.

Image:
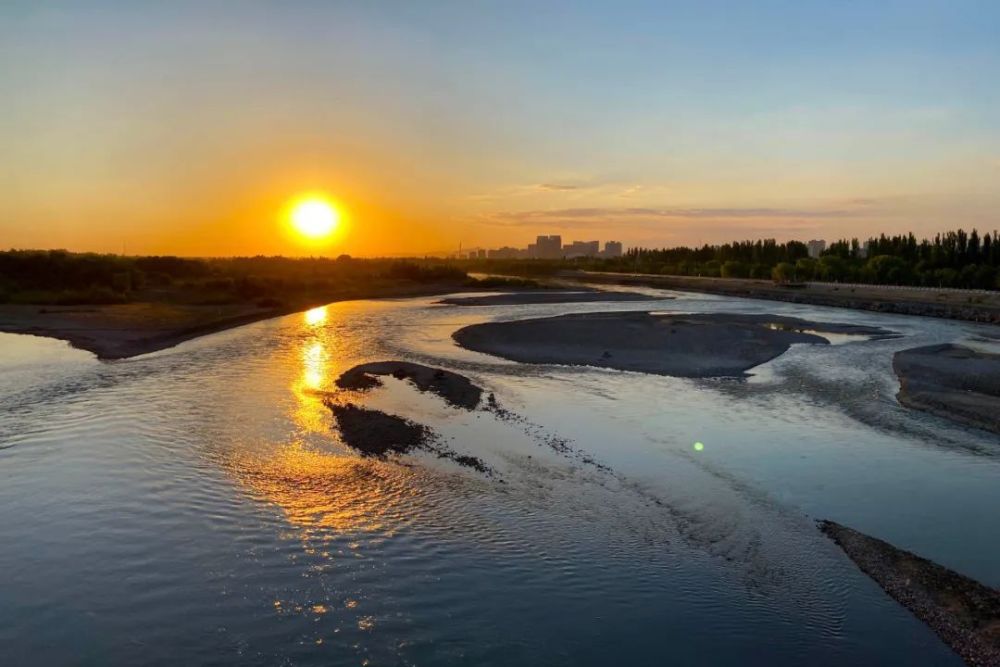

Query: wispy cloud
<box><xmin>482</xmin><ymin>206</ymin><xmax>865</xmax><ymax>228</ymax></box>
<box><xmin>537</xmin><ymin>183</ymin><xmax>581</xmax><ymax>191</ymax></box>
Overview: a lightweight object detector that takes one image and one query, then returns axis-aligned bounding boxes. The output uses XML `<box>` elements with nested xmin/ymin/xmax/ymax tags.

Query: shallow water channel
<box><xmin>1</xmin><ymin>288</ymin><xmax>998</xmax><ymax>666</ymax></box>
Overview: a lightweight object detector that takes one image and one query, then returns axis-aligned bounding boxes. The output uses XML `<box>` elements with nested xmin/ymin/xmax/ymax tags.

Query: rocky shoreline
<box><xmin>820</xmin><ymin>520</ymin><xmax>1000</xmax><ymax>666</ymax></box>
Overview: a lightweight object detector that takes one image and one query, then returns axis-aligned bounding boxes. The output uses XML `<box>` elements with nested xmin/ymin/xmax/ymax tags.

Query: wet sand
<box><xmin>326</xmin><ymin>402</ymin><xmax>490</xmax><ymax>474</ymax></box>
<box><xmin>0</xmin><ymin>282</ymin><xmax>468</xmax><ymax>360</ymax></box>
<box><xmin>894</xmin><ymin>344</ymin><xmax>1000</xmax><ymax>434</ymax></box>
<box><xmin>438</xmin><ymin>290</ymin><xmax>661</xmax><ymax>307</ymax></box>
<box><xmin>454</xmin><ymin>311</ymin><xmax>895</xmax><ymax>378</ymax></box>
<box><xmin>820</xmin><ymin>520</ymin><xmax>1000</xmax><ymax>666</ymax></box>
<box><xmin>325</xmin><ymin>362</ymin><xmax>492</xmax><ymax>473</ymax></box>
<box><xmin>336</xmin><ymin>361</ymin><xmax>482</xmax><ymax>410</ymax></box>
<box><xmin>326</xmin><ymin>403</ymin><xmax>433</xmax><ymax>457</ymax></box>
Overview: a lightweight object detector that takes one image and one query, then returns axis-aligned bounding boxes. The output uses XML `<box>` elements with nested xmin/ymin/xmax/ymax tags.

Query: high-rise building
<box><xmin>563</xmin><ymin>240</ymin><xmax>600</xmax><ymax>258</ymax></box>
<box><xmin>807</xmin><ymin>239</ymin><xmax>826</xmax><ymax>259</ymax></box>
<box><xmin>603</xmin><ymin>241</ymin><xmax>623</xmax><ymax>258</ymax></box>
<box><xmin>487</xmin><ymin>246</ymin><xmax>519</xmax><ymax>259</ymax></box>
<box><xmin>535</xmin><ymin>235</ymin><xmax>562</xmax><ymax>259</ymax></box>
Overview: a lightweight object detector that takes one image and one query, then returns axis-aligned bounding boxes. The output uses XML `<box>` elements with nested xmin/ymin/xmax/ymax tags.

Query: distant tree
<box><xmin>772</xmin><ymin>262</ymin><xmax>796</xmax><ymax>283</ymax></box>
<box><xmin>817</xmin><ymin>255</ymin><xmax>847</xmax><ymax>282</ymax></box>
<box><xmin>589</xmin><ymin>227</ymin><xmax>999</xmax><ymax>291</ymax></box>
<box><xmin>865</xmin><ymin>255</ymin><xmax>910</xmax><ymax>284</ymax></box>
<box><xmin>934</xmin><ymin>268</ymin><xmax>958</xmax><ymax>287</ymax></box>
<box><xmin>702</xmin><ymin>259</ymin><xmax>722</xmax><ymax>277</ymax></box>
<box><xmin>721</xmin><ymin>261</ymin><xmax>749</xmax><ymax>278</ymax></box>
<box><xmin>794</xmin><ymin>257</ymin><xmax>817</xmax><ymax>281</ymax></box>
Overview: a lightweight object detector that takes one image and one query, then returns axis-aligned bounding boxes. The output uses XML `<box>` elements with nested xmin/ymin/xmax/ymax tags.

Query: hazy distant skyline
<box><xmin>2</xmin><ymin>1</ymin><xmax>999</xmax><ymax>256</ymax></box>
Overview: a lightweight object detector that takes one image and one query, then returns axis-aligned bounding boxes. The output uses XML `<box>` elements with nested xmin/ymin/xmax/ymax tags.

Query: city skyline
<box><xmin>460</xmin><ymin>235</ymin><xmax>623</xmax><ymax>260</ymax></box>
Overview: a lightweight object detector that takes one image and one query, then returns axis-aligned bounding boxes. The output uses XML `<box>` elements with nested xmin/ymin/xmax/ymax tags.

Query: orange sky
<box><xmin>2</xmin><ymin>3</ymin><xmax>998</xmax><ymax>257</ymax></box>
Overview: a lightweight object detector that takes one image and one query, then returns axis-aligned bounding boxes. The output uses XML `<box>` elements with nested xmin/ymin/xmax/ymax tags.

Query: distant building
<box><xmin>562</xmin><ymin>240</ymin><xmax>600</xmax><ymax>258</ymax></box>
<box><xmin>476</xmin><ymin>234</ymin><xmax>620</xmax><ymax>260</ymax></box>
<box><xmin>858</xmin><ymin>241</ymin><xmax>871</xmax><ymax>259</ymax></box>
<box><xmin>534</xmin><ymin>235</ymin><xmax>562</xmax><ymax>259</ymax></box>
<box><xmin>487</xmin><ymin>246</ymin><xmax>520</xmax><ymax>259</ymax></box>
<box><xmin>807</xmin><ymin>239</ymin><xmax>826</xmax><ymax>259</ymax></box>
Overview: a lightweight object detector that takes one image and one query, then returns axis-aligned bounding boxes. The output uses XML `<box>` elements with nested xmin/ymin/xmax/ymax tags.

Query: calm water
<box><xmin>2</xmin><ymin>289</ymin><xmax>999</xmax><ymax>666</ymax></box>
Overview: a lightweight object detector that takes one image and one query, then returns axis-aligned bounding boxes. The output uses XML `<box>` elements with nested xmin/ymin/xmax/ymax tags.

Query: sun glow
<box><xmin>290</xmin><ymin>197</ymin><xmax>340</xmax><ymax>240</ymax></box>
<box><xmin>304</xmin><ymin>306</ymin><xmax>328</xmax><ymax>326</ymax></box>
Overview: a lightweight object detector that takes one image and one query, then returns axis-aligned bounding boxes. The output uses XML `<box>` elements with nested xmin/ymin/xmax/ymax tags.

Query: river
<box><xmin>1</xmin><ymin>288</ymin><xmax>998</xmax><ymax>665</ymax></box>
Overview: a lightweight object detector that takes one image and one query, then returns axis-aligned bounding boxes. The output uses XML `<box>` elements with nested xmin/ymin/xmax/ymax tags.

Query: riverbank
<box><xmin>820</xmin><ymin>520</ymin><xmax>1000</xmax><ymax>666</ymax></box>
<box><xmin>454</xmin><ymin>311</ymin><xmax>895</xmax><ymax>378</ymax></box>
<box><xmin>568</xmin><ymin>271</ymin><xmax>1000</xmax><ymax>324</ymax></box>
<box><xmin>437</xmin><ymin>290</ymin><xmax>660</xmax><ymax>307</ymax></box>
<box><xmin>894</xmin><ymin>344</ymin><xmax>1000</xmax><ymax>434</ymax></box>
<box><xmin>0</xmin><ymin>282</ymin><xmax>468</xmax><ymax>360</ymax></box>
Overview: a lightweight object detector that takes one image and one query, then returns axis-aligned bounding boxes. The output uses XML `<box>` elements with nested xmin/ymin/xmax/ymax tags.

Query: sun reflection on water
<box><xmin>228</xmin><ymin>441</ymin><xmax>413</xmax><ymax>533</ymax></box>
<box><xmin>291</xmin><ymin>337</ymin><xmax>333</xmax><ymax>432</ymax></box>
<box><xmin>304</xmin><ymin>305</ymin><xmax>328</xmax><ymax>326</ymax></box>
<box><xmin>302</xmin><ymin>341</ymin><xmax>327</xmax><ymax>390</ymax></box>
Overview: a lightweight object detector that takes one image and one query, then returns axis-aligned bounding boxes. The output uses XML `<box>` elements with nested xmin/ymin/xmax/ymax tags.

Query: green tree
<box><xmin>794</xmin><ymin>258</ymin><xmax>817</xmax><ymax>281</ymax></box>
<box><xmin>817</xmin><ymin>255</ymin><xmax>847</xmax><ymax>282</ymax></box>
<box><xmin>866</xmin><ymin>255</ymin><xmax>910</xmax><ymax>284</ymax></box>
<box><xmin>721</xmin><ymin>261</ymin><xmax>748</xmax><ymax>278</ymax></box>
<box><xmin>772</xmin><ymin>262</ymin><xmax>795</xmax><ymax>283</ymax></box>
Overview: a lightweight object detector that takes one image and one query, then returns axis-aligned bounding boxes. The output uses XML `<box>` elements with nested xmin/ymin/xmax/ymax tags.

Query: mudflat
<box><xmin>336</xmin><ymin>361</ymin><xmax>483</xmax><ymax>410</ymax></box>
<box><xmin>438</xmin><ymin>290</ymin><xmax>661</xmax><ymax>306</ymax></box>
<box><xmin>453</xmin><ymin>311</ymin><xmax>895</xmax><ymax>378</ymax></box>
<box><xmin>893</xmin><ymin>344</ymin><xmax>1000</xmax><ymax>434</ymax></box>
<box><xmin>324</xmin><ymin>397</ymin><xmax>490</xmax><ymax>474</ymax></box>
<box><xmin>0</xmin><ymin>282</ymin><xmax>467</xmax><ymax>360</ymax></box>
<box><xmin>820</xmin><ymin>520</ymin><xmax>1000</xmax><ymax>667</ymax></box>
<box><xmin>326</xmin><ymin>402</ymin><xmax>434</xmax><ymax>457</ymax></box>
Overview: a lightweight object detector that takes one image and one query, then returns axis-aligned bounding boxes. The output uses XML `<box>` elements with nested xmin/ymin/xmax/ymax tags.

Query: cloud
<box><xmin>537</xmin><ymin>183</ymin><xmax>581</xmax><ymax>191</ymax></box>
<box><xmin>482</xmin><ymin>206</ymin><xmax>864</xmax><ymax>228</ymax></box>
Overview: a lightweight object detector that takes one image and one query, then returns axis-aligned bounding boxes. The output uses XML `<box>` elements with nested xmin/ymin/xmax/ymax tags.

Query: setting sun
<box><xmin>290</xmin><ymin>198</ymin><xmax>339</xmax><ymax>240</ymax></box>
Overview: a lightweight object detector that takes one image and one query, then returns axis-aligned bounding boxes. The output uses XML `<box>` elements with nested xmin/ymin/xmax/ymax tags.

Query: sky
<box><xmin>2</xmin><ymin>0</ymin><xmax>999</xmax><ymax>256</ymax></box>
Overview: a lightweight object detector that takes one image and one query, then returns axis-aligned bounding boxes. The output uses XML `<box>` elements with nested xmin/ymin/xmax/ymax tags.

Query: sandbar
<box><xmin>336</xmin><ymin>361</ymin><xmax>482</xmax><ymax>410</ymax></box>
<box><xmin>438</xmin><ymin>290</ymin><xmax>661</xmax><ymax>307</ymax></box>
<box><xmin>893</xmin><ymin>344</ymin><xmax>1000</xmax><ymax>434</ymax></box>
<box><xmin>453</xmin><ymin>311</ymin><xmax>894</xmax><ymax>378</ymax></box>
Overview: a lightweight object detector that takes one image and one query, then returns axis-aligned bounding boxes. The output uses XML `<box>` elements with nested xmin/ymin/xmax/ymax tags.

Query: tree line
<box><xmin>0</xmin><ymin>250</ymin><xmax>467</xmax><ymax>305</ymax></box>
<box><xmin>589</xmin><ymin>229</ymin><xmax>1000</xmax><ymax>290</ymax></box>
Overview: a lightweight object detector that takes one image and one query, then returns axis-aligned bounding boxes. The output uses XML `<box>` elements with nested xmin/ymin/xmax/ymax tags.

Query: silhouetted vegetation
<box><xmin>463</xmin><ymin>229</ymin><xmax>1000</xmax><ymax>291</ymax></box>
<box><xmin>0</xmin><ymin>250</ymin><xmax>467</xmax><ymax>305</ymax></box>
<box><xmin>465</xmin><ymin>276</ymin><xmax>543</xmax><ymax>289</ymax></box>
<box><xmin>596</xmin><ymin>229</ymin><xmax>1000</xmax><ymax>289</ymax></box>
